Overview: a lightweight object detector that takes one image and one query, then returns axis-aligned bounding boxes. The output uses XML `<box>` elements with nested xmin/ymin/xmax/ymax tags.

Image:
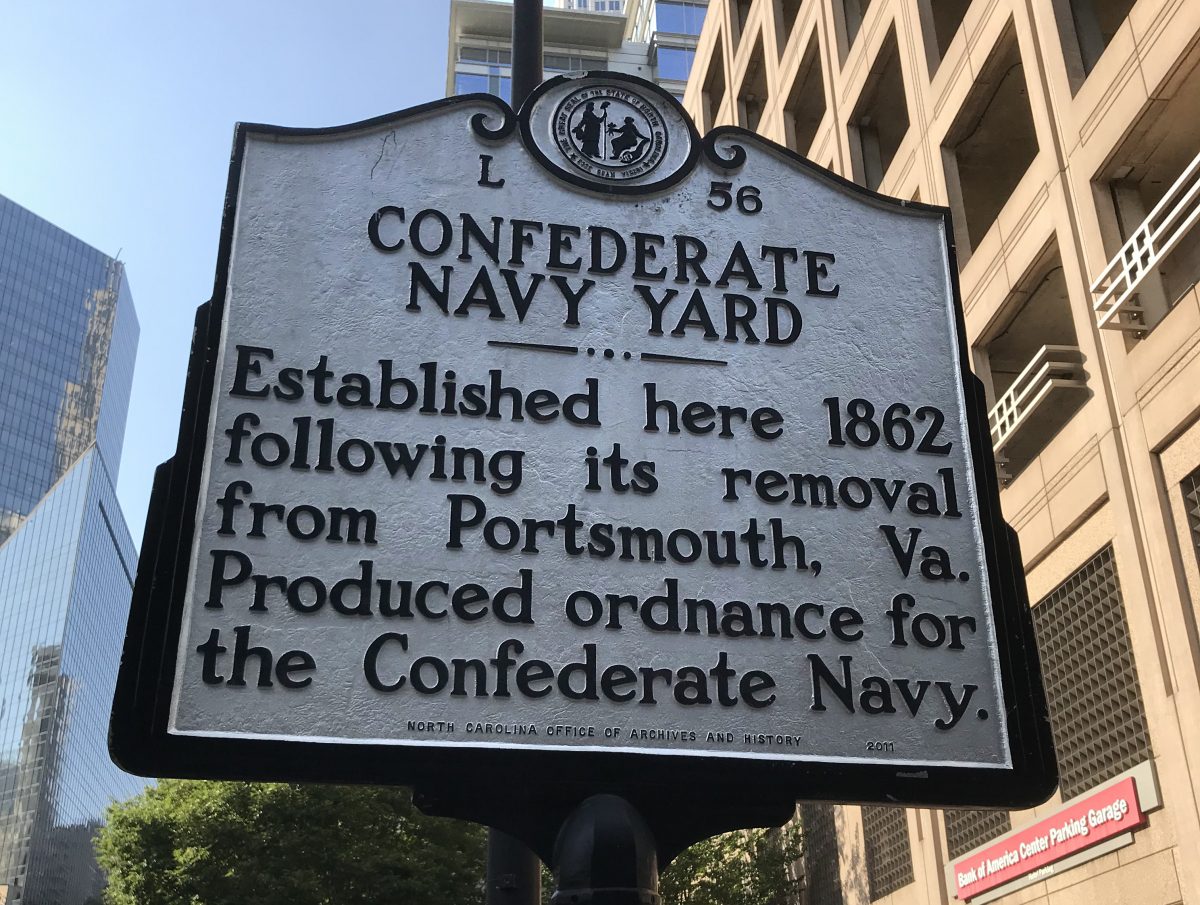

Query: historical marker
<box><xmin>111</xmin><ymin>72</ymin><xmax>1056</xmax><ymax>810</ymax></box>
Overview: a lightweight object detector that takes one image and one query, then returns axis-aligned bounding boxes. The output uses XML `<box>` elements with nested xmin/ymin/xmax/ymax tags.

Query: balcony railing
<box><xmin>1092</xmin><ymin>149</ymin><xmax>1200</xmax><ymax>331</ymax></box>
<box><xmin>989</xmin><ymin>346</ymin><xmax>1088</xmax><ymax>469</ymax></box>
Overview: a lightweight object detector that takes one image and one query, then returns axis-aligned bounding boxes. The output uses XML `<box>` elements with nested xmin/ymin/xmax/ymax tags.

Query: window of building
<box><xmin>737</xmin><ymin>38</ymin><xmax>769</xmax><ymax>132</ymax></box>
<box><xmin>454</xmin><ymin>45</ymin><xmax>517</xmax><ymax>103</ymax></box>
<box><xmin>459</xmin><ymin>46</ymin><xmax>511</xmax><ymax>65</ymax></box>
<box><xmin>838</xmin><ymin>0</ymin><xmax>875</xmax><ymax>59</ymax></box>
<box><xmin>564</xmin><ymin>0</ymin><xmax>626</xmax><ymax>9</ymax></box>
<box><xmin>454</xmin><ymin>70</ymin><xmax>511</xmax><ymax>103</ymax></box>
<box><xmin>941</xmin><ymin>21</ymin><xmax>1037</xmax><ymax>258</ymax></box>
<box><xmin>847</xmin><ymin>28</ymin><xmax>909</xmax><ymax>191</ymax></box>
<box><xmin>658</xmin><ymin>45</ymin><xmax>697</xmax><ymax>81</ymax></box>
<box><xmin>1099</xmin><ymin>169</ymin><xmax>1200</xmax><ymax>335</ymax></box>
<box><xmin>800</xmin><ymin>803</ymin><xmax>843</xmax><ymax>905</ymax></box>
<box><xmin>656</xmin><ymin>1</ymin><xmax>706</xmax><ymax>35</ymax></box>
<box><xmin>700</xmin><ymin>40</ymin><xmax>727</xmax><ymax>131</ymax></box>
<box><xmin>454</xmin><ymin>72</ymin><xmax>489</xmax><ymax>95</ymax></box>
<box><xmin>778</xmin><ymin>0</ymin><xmax>803</xmax><ymax>53</ymax></box>
<box><xmin>944</xmin><ymin>809</ymin><xmax>1012</xmax><ymax>860</ymax></box>
<box><xmin>1090</xmin><ymin>48</ymin><xmax>1200</xmax><ymax>336</ymax></box>
<box><xmin>917</xmin><ymin>0</ymin><xmax>970</xmax><ymax>72</ymax></box>
<box><xmin>975</xmin><ymin>241</ymin><xmax>1088</xmax><ymax>482</ymax></box>
<box><xmin>862</xmin><ymin>807</ymin><xmax>914</xmax><ymax>900</ymax></box>
<box><xmin>544</xmin><ymin>52</ymin><xmax>607</xmax><ymax>72</ymax></box>
<box><xmin>783</xmin><ymin>33</ymin><xmax>826</xmax><ymax>155</ymax></box>
<box><xmin>1033</xmin><ymin>545</ymin><xmax>1152</xmax><ymax>800</ymax></box>
<box><xmin>1053</xmin><ymin>0</ymin><xmax>1136</xmax><ymax>89</ymax></box>
<box><xmin>1183</xmin><ymin>465</ymin><xmax>1200</xmax><ymax>571</ymax></box>
<box><xmin>733</xmin><ymin>0</ymin><xmax>752</xmax><ymax>45</ymax></box>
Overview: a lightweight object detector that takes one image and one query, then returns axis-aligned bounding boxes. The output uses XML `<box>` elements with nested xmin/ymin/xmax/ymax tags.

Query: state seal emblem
<box><xmin>552</xmin><ymin>84</ymin><xmax>668</xmax><ymax>182</ymax></box>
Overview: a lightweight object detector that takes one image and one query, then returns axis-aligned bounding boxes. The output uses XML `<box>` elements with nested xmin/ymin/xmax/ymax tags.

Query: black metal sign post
<box><xmin>510</xmin><ymin>0</ymin><xmax>543</xmax><ymax>111</ymax></box>
<box><xmin>486</xmin><ymin>5</ymin><xmax>545</xmax><ymax>903</ymax></box>
<box><xmin>486</xmin><ymin>827</ymin><xmax>541</xmax><ymax>905</ymax></box>
<box><xmin>503</xmin><ymin>7</ymin><xmax>687</xmax><ymax>901</ymax></box>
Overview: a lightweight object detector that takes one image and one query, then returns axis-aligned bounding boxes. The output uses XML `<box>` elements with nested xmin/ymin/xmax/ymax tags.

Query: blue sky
<box><xmin>0</xmin><ymin>1</ymin><xmax>451</xmax><ymax>541</ymax></box>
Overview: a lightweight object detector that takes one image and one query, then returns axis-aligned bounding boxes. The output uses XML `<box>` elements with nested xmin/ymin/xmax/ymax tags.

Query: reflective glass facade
<box><xmin>0</xmin><ymin>194</ymin><xmax>142</xmax><ymax>904</ymax></box>
<box><xmin>655</xmin><ymin>1</ymin><xmax>706</xmax><ymax>35</ymax></box>
<box><xmin>0</xmin><ymin>197</ymin><xmax>135</xmax><ymax>542</ymax></box>
<box><xmin>656</xmin><ymin>45</ymin><xmax>696</xmax><ymax>80</ymax></box>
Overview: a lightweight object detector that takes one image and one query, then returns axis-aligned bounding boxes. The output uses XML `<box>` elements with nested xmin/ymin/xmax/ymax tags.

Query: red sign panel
<box><xmin>952</xmin><ymin>776</ymin><xmax>1146</xmax><ymax>900</ymax></box>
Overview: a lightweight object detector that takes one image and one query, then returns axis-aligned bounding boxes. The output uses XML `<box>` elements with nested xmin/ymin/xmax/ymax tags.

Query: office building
<box><xmin>683</xmin><ymin>2</ymin><xmax>1200</xmax><ymax>903</ymax></box>
<box><xmin>446</xmin><ymin>0</ymin><xmax>709</xmax><ymax>104</ymax></box>
<box><xmin>0</xmin><ymin>195</ymin><xmax>143</xmax><ymax>904</ymax></box>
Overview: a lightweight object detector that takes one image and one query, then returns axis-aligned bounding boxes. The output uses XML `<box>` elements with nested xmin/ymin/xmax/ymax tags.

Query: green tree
<box><xmin>540</xmin><ymin>823</ymin><xmax>804</xmax><ymax>905</ymax></box>
<box><xmin>95</xmin><ymin>781</ymin><xmax>486</xmax><ymax>905</ymax></box>
<box><xmin>658</xmin><ymin>825</ymin><xmax>804</xmax><ymax>905</ymax></box>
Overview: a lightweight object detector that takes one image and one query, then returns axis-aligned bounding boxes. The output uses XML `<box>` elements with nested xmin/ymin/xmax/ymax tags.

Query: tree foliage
<box><xmin>98</xmin><ymin>781</ymin><xmax>801</xmax><ymax>905</ymax></box>
<box><xmin>95</xmin><ymin>781</ymin><xmax>486</xmax><ymax>905</ymax></box>
<box><xmin>539</xmin><ymin>824</ymin><xmax>804</xmax><ymax>905</ymax></box>
<box><xmin>658</xmin><ymin>824</ymin><xmax>805</xmax><ymax>905</ymax></box>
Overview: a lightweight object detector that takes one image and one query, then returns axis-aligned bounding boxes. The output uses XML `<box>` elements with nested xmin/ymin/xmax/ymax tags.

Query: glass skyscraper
<box><xmin>0</xmin><ymin>194</ymin><xmax>143</xmax><ymax>904</ymax></box>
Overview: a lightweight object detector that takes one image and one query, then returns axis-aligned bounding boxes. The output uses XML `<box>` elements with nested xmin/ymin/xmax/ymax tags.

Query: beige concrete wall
<box><xmin>685</xmin><ymin>1</ymin><xmax>1200</xmax><ymax>903</ymax></box>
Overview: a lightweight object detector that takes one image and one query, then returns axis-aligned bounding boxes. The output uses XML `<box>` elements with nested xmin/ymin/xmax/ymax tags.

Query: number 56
<box><xmin>707</xmin><ymin>181</ymin><xmax>763</xmax><ymax>214</ymax></box>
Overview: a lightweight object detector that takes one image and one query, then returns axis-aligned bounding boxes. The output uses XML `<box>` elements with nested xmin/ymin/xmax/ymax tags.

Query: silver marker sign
<box><xmin>111</xmin><ymin>73</ymin><xmax>1056</xmax><ymax>810</ymax></box>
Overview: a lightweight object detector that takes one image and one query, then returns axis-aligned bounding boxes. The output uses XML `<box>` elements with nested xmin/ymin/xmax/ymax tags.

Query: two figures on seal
<box><xmin>572</xmin><ymin>101</ymin><xmax>650</xmax><ymax>164</ymax></box>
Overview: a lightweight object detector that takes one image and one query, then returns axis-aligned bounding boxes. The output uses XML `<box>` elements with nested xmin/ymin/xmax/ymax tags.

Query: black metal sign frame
<box><xmin>110</xmin><ymin>76</ymin><xmax>1057</xmax><ymax>824</ymax></box>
